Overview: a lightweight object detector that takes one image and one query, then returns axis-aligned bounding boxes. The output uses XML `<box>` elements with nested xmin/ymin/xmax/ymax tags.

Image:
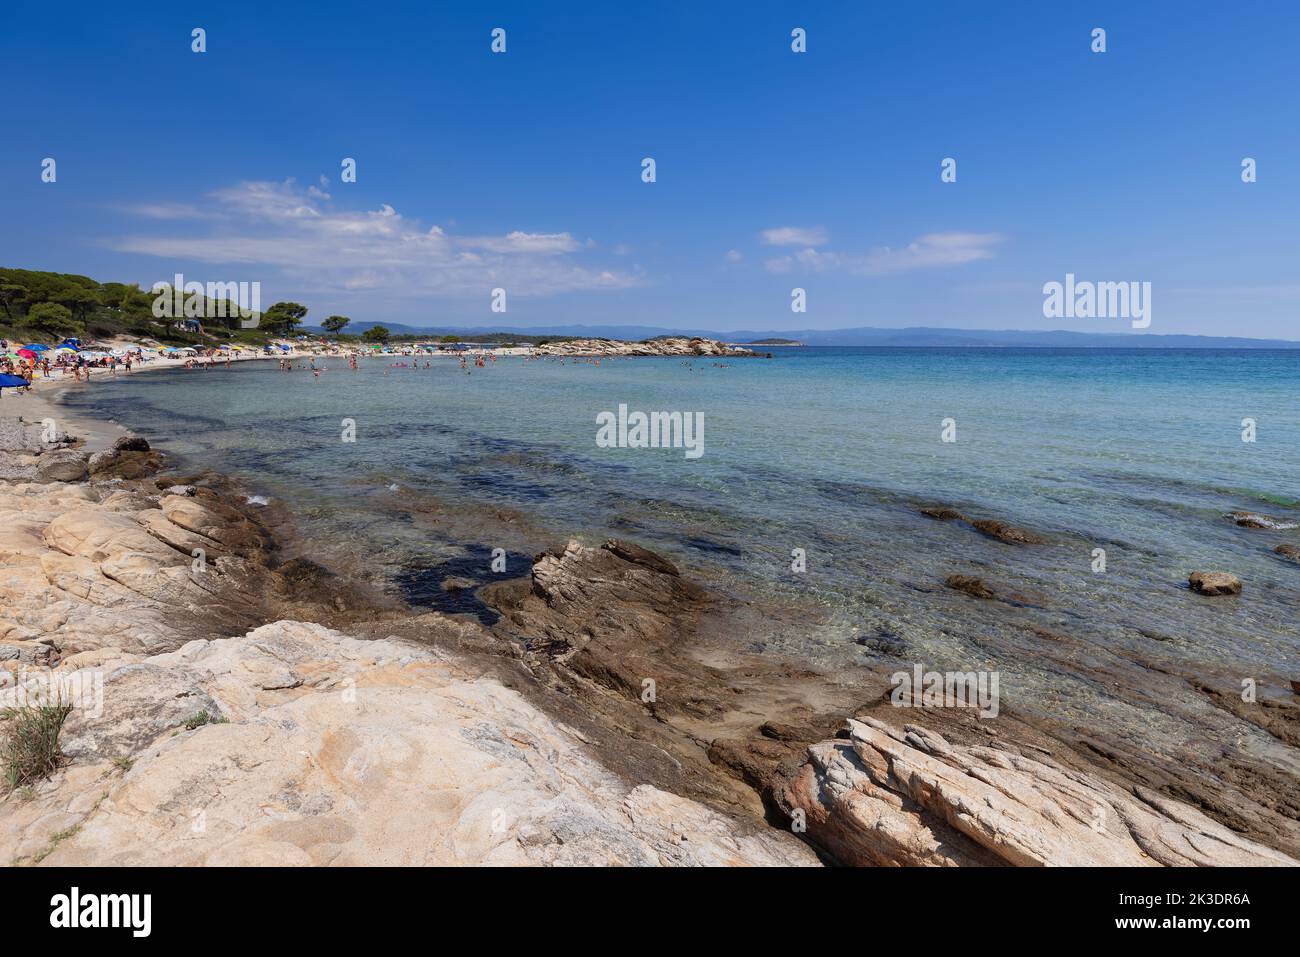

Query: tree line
<box><xmin>0</xmin><ymin>267</ymin><xmax>365</xmax><ymax>343</ymax></box>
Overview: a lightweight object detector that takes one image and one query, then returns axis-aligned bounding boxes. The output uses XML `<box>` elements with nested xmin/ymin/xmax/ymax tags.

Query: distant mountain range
<box><xmin>310</xmin><ymin>321</ymin><xmax>1300</xmax><ymax>349</ymax></box>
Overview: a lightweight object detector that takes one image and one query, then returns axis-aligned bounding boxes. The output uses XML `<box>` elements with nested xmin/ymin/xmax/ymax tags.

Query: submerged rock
<box><xmin>1228</xmin><ymin>510</ymin><xmax>1298</xmax><ymax>530</ymax></box>
<box><xmin>1189</xmin><ymin>571</ymin><xmax>1242</xmax><ymax>596</ymax></box>
<box><xmin>918</xmin><ymin>506</ymin><xmax>1045</xmax><ymax>544</ymax></box>
<box><xmin>919</xmin><ymin>505</ymin><xmax>964</xmax><ymax>521</ymax></box>
<box><xmin>970</xmin><ymin>518</ymin><xmax>1045</xmax><ymax>545</ymax></box>
<box><xmin>945</xmin><ymin>574</ymin><xmax>996</xmax><ymax>599</ymax></box>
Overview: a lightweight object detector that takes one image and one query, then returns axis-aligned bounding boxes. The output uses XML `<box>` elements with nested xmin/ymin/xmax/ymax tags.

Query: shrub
<box><xmin>1</xmin><ymin>700</ymin><xmax>75</xmax><ymax>791</ymax></box>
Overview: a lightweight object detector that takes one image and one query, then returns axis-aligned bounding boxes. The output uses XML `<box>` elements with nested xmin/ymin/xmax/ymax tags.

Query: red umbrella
<box><xmin>17</xmin><ymin>348</ymin><xmax>37</xmax><ymax>359</ymax></box>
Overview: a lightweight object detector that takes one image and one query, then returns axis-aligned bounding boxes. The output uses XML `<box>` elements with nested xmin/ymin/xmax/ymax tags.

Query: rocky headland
<box><xmin>530</xmin><ymin>337</ymin><xmax>761</xmax><ymax>358</ymax></box>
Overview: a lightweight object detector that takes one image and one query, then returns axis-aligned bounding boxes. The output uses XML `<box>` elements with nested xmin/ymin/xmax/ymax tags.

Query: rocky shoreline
<box><xmin>2</xmin><ymin>406</ymin><xmax>1296</xmax><ymax>866</ymax></box>
<box><xmin>530</xmin><ymin>336</ymin><xmax>763</xmax><ymax>358</ymax></box>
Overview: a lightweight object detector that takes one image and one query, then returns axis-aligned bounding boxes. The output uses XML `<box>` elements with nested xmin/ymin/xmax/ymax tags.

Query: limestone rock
<box><xmin>532</xmin><ymin>337</ymin><xmax>756</xmax><ymax>358</ymax></box>
<box><xmin>33</xmin><ymin>449</ymin><xmax>88</xmax><ymax>483</ymax></box>
<box><xmin>161</xmin><ymin>495</ymin><xmax>268</xmax><ymax>551</ymax></box>
<box><xmin>776</xmin><ymin>716</ymin><xmax>1296</xmax><ymax>867</ymax></box>
<box><xmin>0</xmin><ymin>622</ymin><xmax>818</xmax><ymax>867</ymax></box>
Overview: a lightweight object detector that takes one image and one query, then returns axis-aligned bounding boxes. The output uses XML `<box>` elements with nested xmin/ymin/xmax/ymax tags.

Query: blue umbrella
<box><xmin>0</xmin><ymin>373</ymin><xmax>32</xmax><ymax>390</ymax></box>
<box><xmin>23</xmin><ymin>344</ymin><xmax>50</xmax><ymax>352</ymax></box>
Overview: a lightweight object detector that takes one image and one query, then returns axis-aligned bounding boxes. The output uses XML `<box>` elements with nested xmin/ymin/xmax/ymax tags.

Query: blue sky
<box><xmin>2</xmin><ymin>0</ymin><xmax>1298</xmax><ymax>336</ymax></box>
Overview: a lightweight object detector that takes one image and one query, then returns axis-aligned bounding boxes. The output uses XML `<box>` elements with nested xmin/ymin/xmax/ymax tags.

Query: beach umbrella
<box><xmin>0</xmin><ymin>373</ymin><xmax>31</xmax><ymax>389</ymax></box>
<box><xmin>54</xmin><ymin>346</ymin><xmax>76</xmax><ymax>353</ymax></box>
<box><xmin>23</xmin><ymin>344</ymin><xmax>50</xmax><ymax>352</ymax></box>
<box><xmin>17</xmin><ymin>349</ymin><xmax>37</xmax><ymax>359</ymax></box>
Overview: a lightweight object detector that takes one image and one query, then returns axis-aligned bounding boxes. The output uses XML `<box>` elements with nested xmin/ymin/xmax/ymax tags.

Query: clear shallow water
<box><xmin>62</xmin><ymin>348</ymin><xmax>1300</xmax><ymax>764</ymax></box>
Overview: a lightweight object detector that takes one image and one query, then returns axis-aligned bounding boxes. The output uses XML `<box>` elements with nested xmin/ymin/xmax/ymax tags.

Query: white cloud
<box><xmin>724</xmin><ymin>249</ymin><xmax>743</xmax><ymax>263</ymax></box>
<box><xmin>760</xmin><ymin>226</ymin><xmax>829</xmax><ymax>247</ymax></box>
<box><xmin>860</xmin><ymin>232</ymin><xmax>1003</xmax><ymax>274</ymax></box>
<box><xmin>458</xmin><ymin>231</ymin><xmax>581</xmax><ymax>254</ymax></box>
<box><xmin>761</xmin><ymin>231</ymin><xmax>1003</xmax><ymax>276</ymax></box>
<box><xmin>109</xmin><ymin>180</ymin><xmax>639</xmax><ymax>298</ymax></box>
<box><xmin>112</xmin><ymin>202</ymin><xmax>212</xmax><ymax>220</ymax></box>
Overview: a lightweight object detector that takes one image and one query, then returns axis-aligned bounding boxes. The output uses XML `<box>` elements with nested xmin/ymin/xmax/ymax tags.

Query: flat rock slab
<box><xmin>0</xmin><ymin>622</ymin><xmax>819</xmax><ymax>867</ymax></box>
<box><xmin>777</xmin><ymin>716</ymin><xmax>1296</xmax><ymax>867</ymax></box>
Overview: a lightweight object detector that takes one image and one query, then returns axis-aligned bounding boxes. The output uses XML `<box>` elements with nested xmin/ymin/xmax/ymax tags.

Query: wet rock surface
<box><xmin>970</xmin><ymin>518</ymin><xmax>1045</xmax><ymax>545</ymax></box>
<box><xmin>945</xmin><ymin>574</ymin><xmax>996</xmax><ymax>599</ymax></box>
<box><xmin>1188</xmin><ymin>570</ymin><xmax>1242</xmax><ymax>596</ymax></box>
<box><xmin>477</xmin><ymin>537</ymin><xmax>1300</xmax><ymax>865</ymax></box>
<box><xmin>914</xmin><ymin>504</ymin><xmax>1045</xmax><ymax>544</ymax></box>
<box><xmin>1227</xmin><ymin>510</ymin><xmax>1298</xmax><ymax>530</ymax></box>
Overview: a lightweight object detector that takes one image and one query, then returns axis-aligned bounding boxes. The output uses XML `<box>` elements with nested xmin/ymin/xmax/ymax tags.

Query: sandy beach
<box><xmin>7</xmin><ymin>342</ymin><xmax>525</xmax><ymax>453</ymax></box>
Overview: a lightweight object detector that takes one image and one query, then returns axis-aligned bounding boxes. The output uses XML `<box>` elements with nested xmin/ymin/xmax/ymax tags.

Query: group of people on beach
<box><xmin>0</xmin><ymin>340</ymin><xmax>145</xmax><ymax>393</ymax></box>
<box><xmin>181</xmin><ymin>349</ymin><xmax>234</xmax><ymax>370</ymax></box>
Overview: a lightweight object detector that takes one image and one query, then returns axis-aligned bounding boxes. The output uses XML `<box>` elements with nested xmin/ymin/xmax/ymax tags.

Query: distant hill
<box><xmin>312</xmin><ymin>321</ymin><xmax>1300</xmax><ymax>349</ymax></box>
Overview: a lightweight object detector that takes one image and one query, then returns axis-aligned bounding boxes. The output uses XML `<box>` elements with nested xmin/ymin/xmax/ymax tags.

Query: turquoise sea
<box><xmin>61</xmin><ymin>347</ymin><xmax>1300</xmax><ymax>767</ymax></box>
